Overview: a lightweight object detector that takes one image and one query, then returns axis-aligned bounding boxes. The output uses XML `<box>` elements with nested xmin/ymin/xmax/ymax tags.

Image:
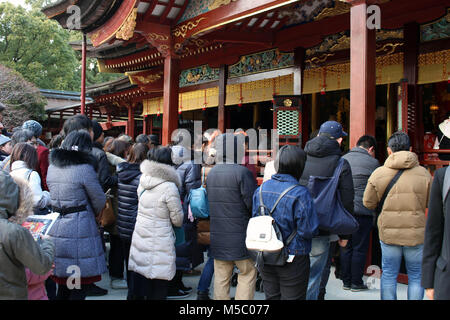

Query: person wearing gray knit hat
<box><xmin>22</xmin><ymin>120</ymin><xmax>43</xmax><ymax>139</ymax></box>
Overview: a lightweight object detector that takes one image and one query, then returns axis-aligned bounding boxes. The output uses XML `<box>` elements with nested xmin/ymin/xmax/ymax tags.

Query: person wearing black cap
<box><xmin>91</xmin><ymin>120</ymin><xmax>118</xmax><ymax>192</ymax></box>
<box><xmin>299</xmin><ymin>120</ymin><xmax>355</xmax><ymax>300</ymax></box>
<box><xmin>148</xmin><ymin>134</ymin><xmax>160</xmax><ymax>149</ymax></box>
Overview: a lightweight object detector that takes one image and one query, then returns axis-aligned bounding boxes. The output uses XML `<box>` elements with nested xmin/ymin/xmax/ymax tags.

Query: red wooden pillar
<box><xmin>403</xmin><ymin>22</ymin><xmax>421</xmax><ymax>153</ymax></box>
<box><xmin>162</xmin><ymin>55</ymin><xmax>180</xmax><ymax>146</ymax></box>
<box><xmin>294</xmin><ymin>47</ymin><xmax>307</xmax><ymax>147</ymax></box>
<box><xmin>218</xmin><ymin>65</ymin><xmax>227</xmax><ymax>133</ymax></box>
<box><xmin>127</xmin><ymin>104</ymin><xmax>135</xmax><ymax>138</ymax></box>
<box><xmin>80</xmin><ymin>33</ymin><xmax>87</xmax><ymax>115</ymax></box>
<box><xmin>348</xmin><ymin>0</ymin><xmax>376</xmax><ymax>148</ymax></box>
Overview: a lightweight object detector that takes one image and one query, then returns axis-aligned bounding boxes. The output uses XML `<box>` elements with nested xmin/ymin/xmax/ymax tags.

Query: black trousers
<box><xmin>120</xmin><ymin>238</ymin><xmax>132</xmax><ymax>300</ymax></box>
<box><xmin>168</xmin><ymin>270</ymin><xmax>183</xmax><ymax>293</ymax></box>
<box><xmin>109</xmin><ymin>233</ymin><xmax>125</xmax><ymax>279</ymax></box>
<box><xmin>56</xmin><ymin>284</ymin><xmax>89</xmax><ymax>300</ymax></box>
<box><xmin>259</xmin><ymin>255</ymin><xmax>310</xmax><ymax>300</ymax></box>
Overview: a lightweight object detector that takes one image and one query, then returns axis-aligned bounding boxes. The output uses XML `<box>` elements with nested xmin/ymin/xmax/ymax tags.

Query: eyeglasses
<box><xmin>28</xmin><ymin>141</ymin><xmax>39</xmax><ymax>146</ymax></box>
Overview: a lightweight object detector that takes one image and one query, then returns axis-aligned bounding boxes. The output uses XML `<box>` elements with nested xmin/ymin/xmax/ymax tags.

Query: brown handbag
<box><xmin>197</xmin><ymin>218</ymin><xmax>210</xmax><ymax>246</ymax></box>
<box><xmin>96</xmin><ymin>189</ymin><xmax>116</xmax><ymax>228</ymax></box>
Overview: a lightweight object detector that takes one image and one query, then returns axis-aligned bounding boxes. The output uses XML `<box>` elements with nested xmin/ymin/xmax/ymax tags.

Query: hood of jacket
<box><xmin>8</xmin><ymin>176</ymin><xmax>34</xmax><ymax>225</ymax></box>
<box><xmin>384</xmin><ymin>150</ymin><xmax>419</xmax><ymax>170</ymax></box>
<box><xmin>50</xmin><ymin>148</ymin><xmax>96</xmax><ymax>168</ymax></box>
<box><xmin>117</xmin><ymin>162</ymin><xmax>141</xmax><ymax>183</ymax></box>
<box><xmin>304</xmin><ymin>135</ymin><xmax>342</xmax><ymax>158</ymax></box>
<box><xmin>0</xmin><ymin>170</ymin><xmax>19</xmax><ymax>220</ymax></box>
<box><xmin>140</xmin><ymin>160</ymin><xmax>181</xmax><ymax>191</ymax></box>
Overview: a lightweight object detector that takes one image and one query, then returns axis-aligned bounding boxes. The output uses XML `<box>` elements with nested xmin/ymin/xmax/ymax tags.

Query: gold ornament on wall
<box><xmin>146</xmin><ymin>33</ymin><xmax>169</xmax><ymax>41</ymax></box>
<box><xmin>173</xmin><ymin>18</ymin><xmax>206</xmax><ymax>38</ymax></box>
<box><xmin>209</xmin><ymin>0</ymin><xmax>238</xmax><ymax>11</ymax></box>
<box><xmin>283</xmin><ymin>99</ymin><xmax>293</xmax><ymax>107</ymax></box>
<box><xmin>116</xmin><ymin>8</ymin><xmax>138</xmax><ymax>41</ymax></box>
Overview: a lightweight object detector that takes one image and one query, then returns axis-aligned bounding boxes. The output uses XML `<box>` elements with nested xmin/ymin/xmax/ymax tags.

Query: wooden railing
<box><xmin>420</xmin><ymin>148</ymin><xmax>449</xmax><ymax>175</ymax></box>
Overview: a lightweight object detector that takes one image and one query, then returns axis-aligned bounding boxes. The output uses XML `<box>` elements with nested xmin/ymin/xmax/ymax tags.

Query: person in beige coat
<box><xmin>363</xmin><ymin>131</ymin><xmax>432</xmax><ymax>300</ymax></box>
<box><xmin>128</xmin><ymin>147</ymin><xmax>184</xmax><ymax>300</ymax></box>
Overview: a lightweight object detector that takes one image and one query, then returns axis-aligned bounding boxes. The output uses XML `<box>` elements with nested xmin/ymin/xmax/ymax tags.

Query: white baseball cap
<box><xmin>0</xmin><ymin>134</ymin><xmax>11</xmax><ymax>146</ymax></box>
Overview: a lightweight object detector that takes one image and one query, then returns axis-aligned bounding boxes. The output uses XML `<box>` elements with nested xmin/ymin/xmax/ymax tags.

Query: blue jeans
<box><xmin>380</xmin><ymin>241</ymin><xmax>424</xmax><ymax>300</ymax></box>
<box><xmin>306</xmin><ymin>236</ymin><xmax>330</xmax><ymax>300</ymax></box>
<box><xmin>340</xmin><ymin>215</ymin><xmax>373</xmax><ymax>286</ymax></box>
<box><xmin>197</xmin><ymin>248</ymin><xmax>214</xmax><ymax>293</ymax></box>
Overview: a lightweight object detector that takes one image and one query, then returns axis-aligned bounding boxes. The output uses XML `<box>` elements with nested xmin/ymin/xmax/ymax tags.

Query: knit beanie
<box><xmin>22</xmin><ymin>120</ymin><xmax>42</xmax><ymax>138</ymax></box>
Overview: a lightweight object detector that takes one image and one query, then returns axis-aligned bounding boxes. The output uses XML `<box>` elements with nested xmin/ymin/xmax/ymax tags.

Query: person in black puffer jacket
<box><xmin>206</xmin><ymin>133</ymin><xmax>258</xmax><ymax>300</ymax></box>
<box><xmin>116</xmin><ymin>143</ymin><xmax>149</xmax><ymax>300</ymax></box>
<box><xmin>299</xmin><ymin>121</ymin><xmax>354</xmax><ymax>300</ymax></box>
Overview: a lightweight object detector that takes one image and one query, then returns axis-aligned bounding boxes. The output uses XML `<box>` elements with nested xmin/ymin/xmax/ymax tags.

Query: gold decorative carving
<box><xmin>116</xmin><ymin>8</ymin><xmax>138</xmax><ymax>41</ymax></box>
<box><xmin>376</xmin><ymin>42</ymin><xmax>403</xmax><ymax>55</ymax></box>
<box><xmin>90</xmin><ymin>31</ymin><xmax>100</xmax><ymax>43</ymax></box>
<box><xmin>314</xmin><ymin>1</ymin><xmax>350</xmax><ymax>21</ymax></box>
<box><xmin>329</xmin><ymin>35</ymin><xmax>350</xmax><ymax>52</ymax></box>
<box><xmin>209</xmin><ymin>0</ymin><xmax>238</xmax><ymax>11</ymax></box>
<box><xmin>305</xmin><ymin>53</ymin><xmax>335</xmax><ymax>68</ymax></box>
<box><xmin>283</xmin><ymin>99</ymin><xmax>293</xmax><ymax>107</ymax></box>
<box><xmin>135</xmin><ymin>74</ymin><xmax>162</xmax><ymax>84</ymax></box>
<box><xmin>376</xmin><ymin>29</ymin><xmax>404</xmax><ymax>41</ymax></box>
<box><xmin>173</xmin><ymin>17</ymin><xmax>206</xmax><ymax>38</ymax></box>
<box><xmin>147</xmin><ymin>33</ymin><xmax>169</xmax><ymax>41</ymax></box>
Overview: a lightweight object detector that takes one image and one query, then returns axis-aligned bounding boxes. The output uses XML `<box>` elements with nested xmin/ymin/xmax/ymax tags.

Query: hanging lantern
<box><xmin>272</xmin><ymin>78</ymin><xmax>277</xmax><ymax>104</ymax></box>
<box><xmin>320</xmin><ymin>67</ymin><xmax>327</xmax><ymax>95</ymax></box>
<box><xmin>156</xmin><ymin>98</ymin><xmax>161</xmax><ymax>117</ymax></box>
<box><xmin>202</xmin><ymin>90</ymin><xmax>207</xmax><ymax>111</ymax></box>
<box><xmin>238</xmin><ymin>84</ymin><xmax>243</xmax><ymax>107</ymax></box>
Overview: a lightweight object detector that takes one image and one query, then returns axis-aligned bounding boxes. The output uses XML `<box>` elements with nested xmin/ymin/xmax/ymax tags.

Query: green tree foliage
<box><xmin>0</xmin><ymin>64</ymin><xmax>46</xmax><ymax>130</ymax></box>
<box><xmin>0</xmin><ymin>2</ymin><xmax>121</xmax><ymax>92</ymax></box>
<box><xmin>0</xmin><ymin>2</ymin><xmax>80</xmax><ymax>90</ymax></box>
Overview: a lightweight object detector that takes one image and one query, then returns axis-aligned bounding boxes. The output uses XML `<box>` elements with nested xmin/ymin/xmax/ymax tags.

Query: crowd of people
<box><xmin>0</xmin><ymin>103</ymin><xmax>449</xmax><ymax>301</ymax></box>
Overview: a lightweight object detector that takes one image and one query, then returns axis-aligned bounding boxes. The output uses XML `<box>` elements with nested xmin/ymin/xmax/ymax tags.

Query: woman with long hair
<box><xmin>46</xmin><ymin>130</ymin><xmax>107</xmax><ymax>300</ymax></box>
<box><xmin>9</xmin><ymin>142</ymin><xmax>51</xmax><ymax>214</ymax></box>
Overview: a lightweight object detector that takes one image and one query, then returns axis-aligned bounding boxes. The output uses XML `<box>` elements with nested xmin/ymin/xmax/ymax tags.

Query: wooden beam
<box><xmin>88</xmin><ymin>0</ymin><xmax>138</xmax><ymax>47</ymax></box>
<box><xmin>173</xmin><ymin>0</ymin><xmax>297</xmax><ymax>42</ymax></box>
<box><xmin>204</xmin><ymin>30</ymin><xmax>274</xmax><ymax>45</ymax></box>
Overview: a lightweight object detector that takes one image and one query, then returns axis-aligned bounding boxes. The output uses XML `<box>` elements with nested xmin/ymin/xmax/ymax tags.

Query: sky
<box><xmin>0</xmin><ymin>0</ymin><xmax>30</xmax><ymax>8</ymax></box>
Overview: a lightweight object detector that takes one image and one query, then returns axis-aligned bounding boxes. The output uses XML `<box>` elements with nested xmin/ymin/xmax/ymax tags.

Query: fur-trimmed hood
<box><xmin>139</xmin><ymin>160</ymin><xmax>181</xmax><ymax>190</ymax></box>
<box><xmin>8</xmin><ymin>176</ymin><xmax>35</xmax><ymax>225</ymax></box>
<box><xmin>50</xmin><ymin>148</ymin><xmax>96</xmax><ymax>168</ymax></box>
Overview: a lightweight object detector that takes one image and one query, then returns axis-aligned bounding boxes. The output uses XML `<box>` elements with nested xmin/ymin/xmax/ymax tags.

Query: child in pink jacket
<box><xmin>25</xmin><ymin>267</ymin><xmax>53</xmax><ymax>300</ymax></box>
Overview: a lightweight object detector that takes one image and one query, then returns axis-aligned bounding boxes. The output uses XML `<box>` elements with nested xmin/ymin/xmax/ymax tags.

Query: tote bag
<box><xmin>307</xmin><ymin>158</ymin><xmax>359</xmax><ymax>235</ymax></box>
